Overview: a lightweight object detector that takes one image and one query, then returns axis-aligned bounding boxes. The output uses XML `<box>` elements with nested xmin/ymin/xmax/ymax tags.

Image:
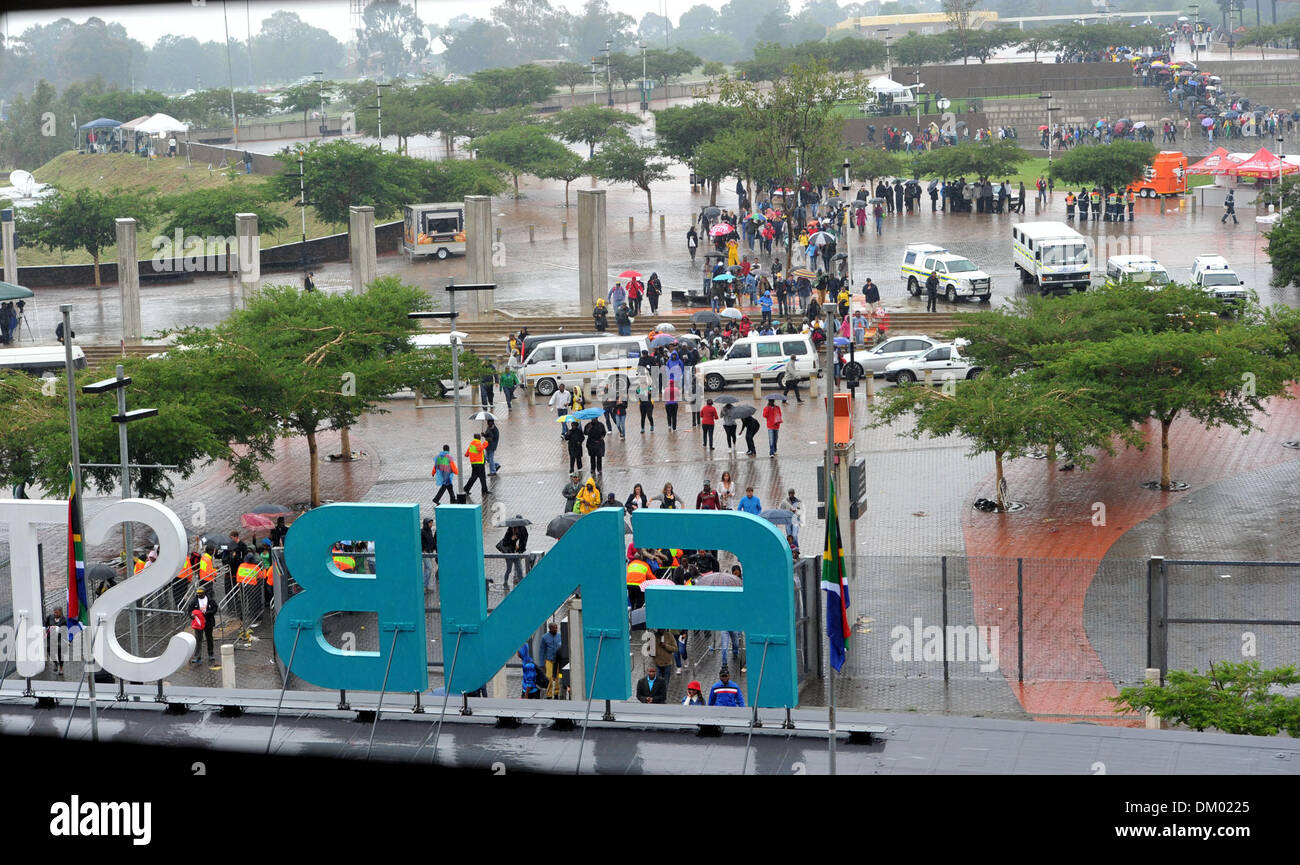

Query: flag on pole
<box><xmin>67</xmin><ymin>465</ymin><xmax>89</xmax><ymax>629</ymax></box>
<box><xmin>822</xmin><ymin>474</ymin><xmax>850</xmax><ymax>672</ymax></box>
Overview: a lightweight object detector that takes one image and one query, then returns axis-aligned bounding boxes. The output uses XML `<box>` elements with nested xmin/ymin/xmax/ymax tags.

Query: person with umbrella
<box><xmin>497</xmin><ymin>520</ymin><xmax>528</xmax><ymax>588</ymax></box>
<box><xmin>584</xmin><ymin>414</ymin><xmax>607</xmax><ymax>476</ymax></box>
<box><xmin>720</xmin><ymin>403</ymin><xmax>739</xmax><ymax>450</ymax></box>
<box><xmin>741</xmin><ymin>409</ymin><xmax>761</xmax><ymax>456</ymax></box>
<box><xmin>762</xmin><ymin>397</ymin><xmax>783</xmax><ymax>458</ymax></box>
<box><xmin>626</xmin><ymin>273</ymin><xmax>644</xmax><ymax>315</ymax></box>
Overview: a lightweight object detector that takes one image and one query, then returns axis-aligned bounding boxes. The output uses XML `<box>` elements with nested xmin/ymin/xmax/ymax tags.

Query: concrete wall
<box><xmin>11</xmin><ymin>220</ymin><xmax>403</xmax><ymax>288</ymax></box>
<box><xmin>892</xmin><ymin>62</ymin><xmax>1136</xmax><ymax>100</ymax></box>
<box><xmin>184</xmin><ymin>141</ymin><xmax>283</xmax><ymax>175</ymax></box>
<box><xmin>189</xmin><ymin>117</ymin><xmax>347</xmax><ymax>144</ymax></box>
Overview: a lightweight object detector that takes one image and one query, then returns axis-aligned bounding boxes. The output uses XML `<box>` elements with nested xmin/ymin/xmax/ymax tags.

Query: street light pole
<box><xmin>315</xmin><ymin>71</ymin><xmax>325</xmax><ymax>139</ymax></box>
<box><xmin>842</xmin><ymin>159</ymin><xmax>852</xmax><ymax>288</ymax></box>
<box><xmin>641</xmin><ymin>42</ymin><xmax>648</xmax><ymax>113</ymax></box>
<box><xmin>590</xmin><ymin>59</ymin><xmax>599</xmax><ymax>105</ymax></box>
<box><xmin>296</xmin><ymin>149</ymin><xmax>307</xmax><ymax>278</ymax></box>
<box><xmin>605</xmin><ymin>40</ymin><xmax>614</xmax><ymax>107</ymax></box>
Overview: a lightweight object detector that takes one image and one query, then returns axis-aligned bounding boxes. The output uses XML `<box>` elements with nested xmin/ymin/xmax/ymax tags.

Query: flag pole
<box><xmin>823</xmin><ymin>304</ymin><xmax>837</xmax><ymax>776</ymax></box>
<box><xmin>61</xmin><ymin>304</ymin><xmax>97</xmax><ymax>743</ymax></box>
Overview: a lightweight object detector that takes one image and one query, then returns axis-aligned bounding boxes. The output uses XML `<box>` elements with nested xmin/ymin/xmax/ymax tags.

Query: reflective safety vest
<box><xmin>261</xmin><ymin>564</ymin><xmax>274</xmax><ymax>586</ymax></box>
<box><xmin>1065</xmin><ymin>193</ymin><xmax>1076</xmax><ymax>206</ymax></box>
<box><xmin>198</xmin><ymin>554</ymin><xmax>217</xmax><ymax>582</ymax></box>
<box><xmin>465</xmin><ymin>439</ymin><xmax>487</xmax><ymax>465</ymax></box>
<box><xmin>670</xmin><ymin>549</ymin><xmax>684</xmax><ymax>568</ymax></box>
<box><xmin>626</xmin><ymin>559</ymin><xmax>651</xmax><ymax>587</ymax></box>
<box><xmin>333</xmin><ymin>555</ymin><xmax>356</xmax><ymax>572</ymax></box>
<box><xmin>176</xmin><ymin>560</ymin><xmax>195</xmax><ymax>582</ymax></box>
<box><xmin>235</xmin><ymin>562</ymin><xmax>261</xmax><ymax>585</ymax></box>
<box><xmin>1107</xmin><ymin>193</ymin><xmax>1120</xmax><ymax>206</ymax></box>
<box><xmin>1126</xmin><ymin>190</ymin><xmax>1135</xmax><ymax>204</ymax></box>
<box><xmin>1090</xmin><ymin>191</ymin><xmax>1101</xmax><ymax>205</ymax></box>
<box><xmin>133</xmin><ymin>558</ymin><xmax>146</xmax><ymax>575</ymax></box>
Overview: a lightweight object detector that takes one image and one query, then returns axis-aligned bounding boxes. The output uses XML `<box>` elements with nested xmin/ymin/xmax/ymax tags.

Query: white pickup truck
<box><xmin>1190</xmin><ymin>255</ymin><xmax>1248</xmax><ymax>306</ymax></box>
<box><xmin>882</xmin><ymin>340</ymin><xmax>984</xmax><ymax>384</ymax></box>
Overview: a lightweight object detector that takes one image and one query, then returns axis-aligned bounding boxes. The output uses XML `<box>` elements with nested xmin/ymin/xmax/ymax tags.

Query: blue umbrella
<box><xmin>557</xmin><ymin>408</ymin><xmax>605</xmax><ymax>422</ymax></box>
<box><xmin>78</xmin><ymin>117</ymin><xmax>121</xmax><ymax>130</ymax></box>
<box><xmin>650</xmin><ymin>334</ymin><xmax>678</xmax><ymax>348</ymax></box>
<box><xmin>712</xmin><ymin>272</ymin><xmax>735</xmax><ymax>282</ymax></box>
<box><xmin>834</xmin><ymin>336</ymin><xmax>851</xmax><ymax>347</ymax></box>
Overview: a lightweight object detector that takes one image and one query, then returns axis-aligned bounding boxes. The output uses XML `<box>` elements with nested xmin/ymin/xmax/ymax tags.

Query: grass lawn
<box><xmin>11</xmin><ymin>151</ymin><xmax>346</xmax><ymax>266</ymax></box>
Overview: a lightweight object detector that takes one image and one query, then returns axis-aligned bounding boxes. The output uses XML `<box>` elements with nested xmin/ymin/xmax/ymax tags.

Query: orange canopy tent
<box><xmin>1185</xmin><ymin>146</ymin><xmax>1240</xmax><ymax>175</ymax></box>
<box><xmin>1226</xmin><ymin>147</ymin><xmax>1299</xmax><ymax>180</ymax></box>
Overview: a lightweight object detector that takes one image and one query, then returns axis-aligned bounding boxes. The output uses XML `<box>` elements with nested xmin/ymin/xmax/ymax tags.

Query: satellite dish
<box><xmin>9</xmin><ymin>169</ymin><xmax>35</xmax><ymax>197</ymax></box>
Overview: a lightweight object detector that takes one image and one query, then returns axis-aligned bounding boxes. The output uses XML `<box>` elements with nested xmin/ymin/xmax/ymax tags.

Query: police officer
<box><xmin>1089</xmin><ymin>187</ymin><xmax>1102</xmax><ymax>220</ymax></box>
<box><xmin>1222</xmin><ymin>190</ymin><xmax>1238</xmax><ymax>224</ymax></box>
<box><xmin>1125</xmin><ymin>186</ymin><xmax>1136</xmax><ymax>222</ymax></box>
<box><xmin>925</xmin><ymin>270</ymin><xmax>939</xmax><ymax>313</ymax></box>
<box><xmin>1065</xmin><ymin>190</ymin><xmax>1076</xmax><ymax>220</ymax></box>
<box><xmin>1077</xmin><ymin>189</ymin><xmax>1088</xmax><ymax>222</ymax></box>
<box><xmin>1105</xmin><ymin>188</ymin><xmax>1120</xmax><ymax>222</ymax></box>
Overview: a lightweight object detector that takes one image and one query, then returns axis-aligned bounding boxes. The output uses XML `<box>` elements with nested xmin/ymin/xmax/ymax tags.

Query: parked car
<box><xmin>882</xmin><ymin>340</ymin><xmax>983</xmax><ymax>384</ymax></box>
<box><xmin>1189</xmin><ymin>254</ymin><xmax>1248</xmax><ymax>306</ymax></box>
<box><xmin>697</xmin><ymin>334</ymin><xmax>820</xmax><ymax>391</ymax></box>
<box><xmin>855</xmin><ymin>335</ymin><xmax>941</xmax><ymax>377</ymax></box>
<box><xmin>901</xmin><ymin>242</ymin><xmax>992</xmax><ymax>303</ymax></box>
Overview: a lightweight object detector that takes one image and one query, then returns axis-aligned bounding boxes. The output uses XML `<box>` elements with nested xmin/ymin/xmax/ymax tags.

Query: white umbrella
<box><xmin>655</xmin><ymin>323</ymin><xmax>677</xmax><ymax>333</ymax></box>
<box><xmin>1133</xmin><ymin>121</ymin><xmax>1147</xmax><ymax>129</ymax></box>
<box><xmin>720</xmin><ymin>307</ymin><xmax>743</xmax><ymax>320</ymax></box>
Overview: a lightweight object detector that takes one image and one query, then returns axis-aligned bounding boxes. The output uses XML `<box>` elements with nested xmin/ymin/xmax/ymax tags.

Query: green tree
<box><xmin>0</xmin><ymin>80</ymin><xmax>67</xmax><ymax>170</ymax></box>
<box><xmin>278</xmin><ymin>82</ymin><xmax>331</xmax><ymax>137</ymax></box>
<box><xmin>941</xmin><ymin>0</ymin><xmax>981</xmax><ymax>65</ymax></box>
<box><xmin>591</xmin><ymin>133</ymin><xmax>673</xmax><ymax>214</ymax></box>
<box><xmin>1045</xmin><ymin>321</ymin><xmax>1295</xmax><ymax>490</ymax></box>
<box><xmin>163</xmin><ymin>278</ymin><xmax>477</xmax><ymax>507</ymax></box>
<box><xmin>1112</xmin><ymin>662</ymin><xmax>1300</xmax><ymax>737</ymax></box>
<box><xmin>1049</xmin><ymin>140</ymin><xmax>1158</xmax><ymax>190</ymax></box>
<box><xmin>551</xmin><ymin>60</ymin><xmax>593</xmax><ymax>96</ymax></box>
<box><xmin>548</xmin><ymin>104</ymin><xmax>639</xmax><ymax>158</ymax></box>
<box><xmin>1266</xmin><ymin>209</ymin><xmax>1300</xmax><ymax>288</ymax></box>
<box><xmin>846</xmin><ymin>146</ymin><xmax>906</xmax><ymax>186</ymax></box>
<box><xmin>717</xmin><ymin>59</ymin><xmax>864</xmax><ymax>273</ymax></box>
<box><xmin>0</xmin><ymin>359</ymin><xmax>274</xmax><ymax>501</ymax></box>
<box><xmin>471</xmin><ymin>64</ymin><xmax>558</xmax><ymax>111</ymax></box>
<box><xmin>266</xmin><ymin>140</ymin><xmax>424</xmax><ymax>225</ymax></box>
<box><xmin>702</xmin><ymin>61</ymin><xmax>726</xmax><ymax>77</ymax></box>
<box><xmin>1239</xmin><ymin>24</ymin><xmax>1282</xmax><ymax>59</ymax></box>
<box><xmin>471</xmin><ymin>124</ymin><xmax>572</xmax><ymax>197</ymax></box>
<box><xmin>912</xmin><ymin>140</ymin><xmax>1029</xmax><ymax>182</ymax></box>
<box><xmin>870</xmin><ymin>373</ymin><xmax>1130</xmax><ymax>511</ymax></box>
<box><xmin>694</xmin><ymin>130</ymin><xmax>759</xmax><ymax>206</ymax></box>
<box><xmin>158</xmin><ymin>184</ymin><xmax>289</xmax><ymax>239</ymax></box>
<box><xmin>355</xmin><ymin>0</ymin><xmax>428</xmax><ymax>78</ymax></box>
<box><xmin>17</xmin><ymin>186</ymin><xmax>155</xmax><ymax>287</ymax></box>
<box><xmin>654</xmin><ymin>102</ymin><xmax>741</xmax><ymax>165</ymax></box>
<box><xmin>539</xmin><ymin>151</ymin><xmax>589</xmax><ymax>208</ymax></box>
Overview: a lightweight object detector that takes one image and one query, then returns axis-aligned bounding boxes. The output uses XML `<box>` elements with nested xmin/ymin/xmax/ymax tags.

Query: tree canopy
<box><xmin>471</xmin><ymin>124</ymin><xmax>572</xmax><ymax>197</ymax></box>
<box><xmin>16</xmin><ymin>186</ymin><xmax>156</xmax><ymax>287</ymax></box>
<box><xmin>912</xmin><ymin>140</ymin><xmax>1030</xmax><ymax>182</ymax></box>
<box><xmin>1050</xmin><ymin>140</ymin><xmax>1158</xmax><ymax>190</ymax></box>
<box><xmin>592</xmin><ymin>133</ymin><xmax>673</xmax><ymax>214</ymax></box>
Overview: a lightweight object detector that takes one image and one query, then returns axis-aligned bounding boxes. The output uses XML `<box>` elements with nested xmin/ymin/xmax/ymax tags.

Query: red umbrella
<box><xmin>709</xmin><ymin>223</ymin><xmax>734</xmax><ymax>237</ymax></box>
<box><xmin>618</xmin><ymin>269</ymin><xmax>642</xmax><ymax>279</ymax></box>
<box><xmin>1038</xmin><ymin>125</ymin><xmax>1049</xmax><ymax>131</ymax></box>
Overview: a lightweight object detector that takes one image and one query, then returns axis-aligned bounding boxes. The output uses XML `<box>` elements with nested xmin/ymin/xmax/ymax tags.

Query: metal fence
<box><xmin>1149</xmin><ymin>557</ymin><xmax>1300</xmax><ymax>680</ymax></box>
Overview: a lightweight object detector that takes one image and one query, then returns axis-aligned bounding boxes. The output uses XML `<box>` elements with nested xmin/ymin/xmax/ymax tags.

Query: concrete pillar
<box><xmin>1144</xmin><ymin>667</ymin><xmax>1164</xmax><ymax>729</ymax></box>
<box><xmin>234</xmin><ymin>212</ymin><xmax>260</xmax><ymax>307</ymax></box>
<box><xmin>659</xmin><ymin>213</ymin><xmax>665</xmax><ymax>233</ymax></box>
<box><xmin>561</xmin><ymin>220</ymin><xmax>568</xmax><ymax>240</ymax></box>
<box><xmin>577</xmin><ymin>189</ymin><xmax>608</xmax><ymax>312</ymax></box>
<box><xmin>1</xmin><ymin>209</ymin><xmax>15</xmax><ymax>286</ymax></box>
<box><xmin>628</xmin><ymin>216</ymin><xmax>634</xmax><ymax>232</ymax></box>
<box><xmin>809</xmin><ymin>369</ymin><xmax>819</xmax><ymax>399</ymax></box>
<box><xmin>465</xmin><ymin>195</ymin><xmax>494</xmax><ymax>315</ymax></box>
<box><xmin>528</xmin><ymin>224</ymin><xmax>535</xmax><ymax>242</ymax></box>
<box><xmin>220</xmin><ymin>643</ymin><xmax>236</xmax><ymax>689</ymax></box>
<box><xmin>752</xmin><ymin>372</ymin><xmax>762</xmax><ymax>400</ymax></box>
<box><xmin>347</xmin><ymin>205</ymin><xmax>376</xmax><ymax>293</ymax></box>
<box><xmin>115</xmin><ymin>218</ymin><xmax>141</xmax><ymax>344</ymax></box>
<box><xmin>568</xmin><ymin>598</ymin><xmax>585</xmax><ymax>702</ymax></box>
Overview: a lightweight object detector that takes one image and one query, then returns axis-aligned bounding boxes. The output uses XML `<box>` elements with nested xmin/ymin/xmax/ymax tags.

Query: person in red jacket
<box><xmin>762</xmin><ymin>398</ymin><xmax>783</xmax><ymax>458</ymax></box>
<box><xmin>700</xmin><ymin>397</ymin><xmax>718</xmax><ymax>449</ymax></box>
<box><xmin>626</xmin><ymin>276</ymin><xmax>644</xmax><ymax>315</ymax></box>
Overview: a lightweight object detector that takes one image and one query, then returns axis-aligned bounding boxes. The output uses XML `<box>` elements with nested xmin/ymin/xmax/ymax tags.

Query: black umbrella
<box><xmin>712</xmin><ymin>395</ymin><xmax>739</xmax><ymax>404</ymax></box>
<box><xmin>252</xmin><ymin>504</ymin><xmax>292</xmax><ymax>514</ymax></box>
<box><xmin>546</xmin><ymin>513</ymin><xmax>581</xmax><ymax>539</ymax></box>
<box><xmin>503</xmin><ymin>515</ymin><xmax>532</xmax><ymax>527</ymax></box>
<box><xmin>87</xmin><ymin>562</ymin><xmax>118</xmax><ymax>587</ymax></box>
<box><xmin>729</xmin><ymin>404</ymin><xmax>757</xmax><ymax>419</ymax></box>
<box><xmin>692</xmin><ymin>311</ymin><xmax>722</xmax><ymax>327</ymax></box>
<box><xmin>761</xmin><ymin>393</ymin><xmax>789</xmax><ymax>401</ymax></box>
<box><xmin>703</xmin><ymin>206</ymin><xmax>721</xmax><ymax>217</ymax></box>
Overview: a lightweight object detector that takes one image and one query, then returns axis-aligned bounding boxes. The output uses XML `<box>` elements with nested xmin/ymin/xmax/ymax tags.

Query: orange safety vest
<box><xmin>198</xmin><ymin>554</ymin><xmax>217</xmax><ymax>582</ymax></box>
<box><xmin>261</xmin><ymin>564</ymin><xmax>274</xmax><ymax>586</ymax></box>
<box><xmin>626</xmin><ymin>559</ymin><xmax>651</xmax><ymax>587</ymax></box>
<box><xmin>1065</xmin><ymin>193</ymin><xmax>1076</xmax><ymax>206</ymax></box>
<box><xmin>133</xmin><ymin>558</ymin><xmax>146</xmax><ymax>575</ymax></box>
<box><xmin>176</xmin><ymin>559</ymin><xmax>196</xmax><ymax>582</ymax></box>
<box><xmin>465</xmin><ymin>439</ymin><xmax>487</xmax><ymax>465</ymax></box>
<box><xmin>670</xmin><ymin>549</ymin><xmax>683</xmax><ymax>568</ymax></box>
<box><xmin>1125</xmin><ymin>190</ymin><xmax>1135</xmax><ymax>204</ymax></box>
<box><xmin>333</xmin><ymin>555</ymin><xmax>356</xmax><ymax>572</ymax></box>
<box><xmin>235</xmin><ymin>562</ymin><xmax>262</xmax><ymax>585</ymax></box>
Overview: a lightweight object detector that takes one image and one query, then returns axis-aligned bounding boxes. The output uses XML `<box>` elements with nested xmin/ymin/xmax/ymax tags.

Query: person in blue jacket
<box><xmin>519</xmin><ymin>644</ymin><xmax>544</xmax><ymax>699</ymax></box>
<box><xmin>708</xmin><ymin>666</ymin><xmax>744</xmax><ymax>707</ymax></box>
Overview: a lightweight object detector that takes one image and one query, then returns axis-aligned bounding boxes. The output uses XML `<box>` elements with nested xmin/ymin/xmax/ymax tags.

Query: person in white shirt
<box><xmin>548</xmin><ymin>383</ymin><xmax>571</xmax><ymax>438</ymax></box>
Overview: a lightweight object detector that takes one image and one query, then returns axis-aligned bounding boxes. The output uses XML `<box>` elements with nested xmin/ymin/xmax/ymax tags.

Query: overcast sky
<box><xmin>0</xmin><ymin>0</ymin><xmax>795</xmax><ymax>47</ymax></box>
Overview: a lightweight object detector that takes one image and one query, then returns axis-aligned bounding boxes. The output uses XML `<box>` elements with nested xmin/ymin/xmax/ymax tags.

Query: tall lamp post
<box><xmin>315</xmin><ymin>70</ymin><xmax>326</xmax><ymax>138</ymax></box>
<box><xmin>640</xmin><ymin>42</ymin><xmax>648</xmax><ymax>113</ymax></box>
<box><xmin>1190</xmin><ymin>4</ymin><xmax>1200</xmax><ymax>61</ymax></box>
<box><xmin>913</xmin><ymin>69</ymin><xmax>925</xmax><ymax>129</ymax></box>
<box><xmin>876</xmin><ymin>29</ymin><xmax>892</xmax><ymax>77</ymax></box>
<box><xmin>604</xmin><ymin>40</ymin><xmax>614</xmax><ymax>107</ymax></box>
<box><xmin>366</xmin><ymin>82</ymin><xmax>392</xmax><ymax>152</ymax></box>
<box><xmin>1039</xmin><ymin>94</ymin><xmax>1056</xmax><ymax>168</ymax></box>
<box><xmin>81</xmin><ymin>367</ymin><xmax>160</xmax><ymax>660</ymax></box>
<box><xmin>409</xmin><ymin>280</ymin><xmax>496</xmax><ymax>498</ymax></box>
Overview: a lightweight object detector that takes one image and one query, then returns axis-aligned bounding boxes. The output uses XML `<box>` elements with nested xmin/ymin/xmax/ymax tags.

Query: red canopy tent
<box><xmin>1226</xmin><ymin>147</ymin><xmax>1299</xmax><ymax>180</ymax></box>
<box><xmin>1185</xmin><ymin>146</ymin><xmax>1239</xmax><ymax>175</ymax></box>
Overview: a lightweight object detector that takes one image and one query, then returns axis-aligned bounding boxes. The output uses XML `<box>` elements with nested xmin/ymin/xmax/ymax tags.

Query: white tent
<box><xmin>868</xmin><ymin>76</ymin><xmax>912</xmax><ymax>98</ymax></box>
<box><xmin>134</xmin><ymin>113</ymin><xmax>189</xmax><ymax>135</ymax></box>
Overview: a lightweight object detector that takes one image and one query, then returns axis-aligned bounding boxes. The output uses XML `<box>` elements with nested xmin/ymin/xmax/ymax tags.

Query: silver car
<box><xmin>852</xmin><ymin>335</ymin><xmax>940</xmax><ymax>378</ymax></box>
